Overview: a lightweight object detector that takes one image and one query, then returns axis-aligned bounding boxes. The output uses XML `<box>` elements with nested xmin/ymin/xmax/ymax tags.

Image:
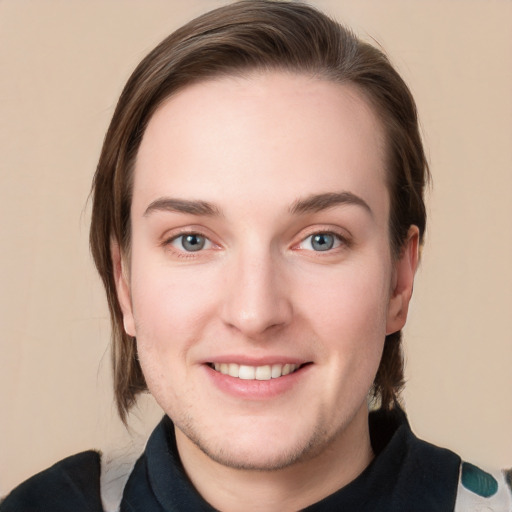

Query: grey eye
<box><xmin>181</xmin><ymin>234</ymin><xmax>206</xmax><ymax>251</ymax></box>
<box><xmin>311</xmin><ymin>233</ymin><xmax>335</xmax><ymax>251</ymax></box>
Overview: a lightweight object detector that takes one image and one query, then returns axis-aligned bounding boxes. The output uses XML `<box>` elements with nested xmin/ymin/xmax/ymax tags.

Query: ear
<box><xmin>111</xmin><ymin>240</ymin><xmax>136</xmax><ymax>337</ymax></box>
<box><xmin>386</xmin><ymin>226</ymin><xmax>420</xmax><ymax>335</ymax></box>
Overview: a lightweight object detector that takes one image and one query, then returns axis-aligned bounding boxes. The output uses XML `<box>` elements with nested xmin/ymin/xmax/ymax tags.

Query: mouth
<box><xmin>207</xmin><ymin>362</ymin><xmax>305</xmax><ymax>381</ymax></box>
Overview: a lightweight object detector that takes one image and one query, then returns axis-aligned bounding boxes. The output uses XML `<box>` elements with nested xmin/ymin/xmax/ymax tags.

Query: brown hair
<box><xmin>90</xmin><ymin>0</ymin><xmax>429</xmax><ymax>423</ymax></box>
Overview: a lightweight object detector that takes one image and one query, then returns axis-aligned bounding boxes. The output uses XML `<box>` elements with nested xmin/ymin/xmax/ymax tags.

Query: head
<box><xmin>90</xmin><ymin>0</ymin><xmax>428</xmax><ymax>431</ymax></box>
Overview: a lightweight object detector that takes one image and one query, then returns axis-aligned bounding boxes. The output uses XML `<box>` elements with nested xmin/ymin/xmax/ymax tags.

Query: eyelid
<box><xmin>160</xmin><ymin>225</ymin><xmax>215</xmax><ymax>244</ymax></box>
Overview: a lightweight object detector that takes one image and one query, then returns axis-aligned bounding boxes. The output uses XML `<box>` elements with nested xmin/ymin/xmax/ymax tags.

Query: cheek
<box><xmin>129</xmin><ymin>261</ymin><xmax>213</xmax><ymax>404</ymax></box>
<box><xmin>129</xmin><ymin>255</ymin><xmax>219</xmax><ymax>349</ymax></box>
<box><xmin>303</xmin><ymin>259</ymin><xmax>391</xmax><ymax>330</ymax></box>
<box><xmin>298</xmin><ymin>257</ymin><xmax>392</xmax><ymax>376</ymax></box>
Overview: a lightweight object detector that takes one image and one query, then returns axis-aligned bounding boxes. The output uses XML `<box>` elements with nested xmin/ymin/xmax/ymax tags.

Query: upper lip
<box><xmin>202</xmin><ymin>355</ymin><xmax>310</xmax><ymax>366</ymax></box>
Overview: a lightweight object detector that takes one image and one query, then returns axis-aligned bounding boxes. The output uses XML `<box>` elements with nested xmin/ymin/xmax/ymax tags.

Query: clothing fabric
<box><xmin>2</xmin><ymin>409</ymin><xmax>511</xmax><ymax>511</ymax></box>
<box><xmin>0</xmin><ymin>450</ymin><xmax>103</xmax><ymax>511</ymax></box>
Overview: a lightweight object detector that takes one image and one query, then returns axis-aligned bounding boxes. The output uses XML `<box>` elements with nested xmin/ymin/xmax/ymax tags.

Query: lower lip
<box><xmin>204</xmin><ymin>364</ymin><xmax>311</xmax><ymax>400</ymax></box>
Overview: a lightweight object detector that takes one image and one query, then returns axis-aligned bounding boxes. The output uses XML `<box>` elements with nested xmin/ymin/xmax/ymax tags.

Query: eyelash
<box><xmin>164</xmin><ymin>229</ymin><xmax>349</xmax><ymax>257</ymax></box>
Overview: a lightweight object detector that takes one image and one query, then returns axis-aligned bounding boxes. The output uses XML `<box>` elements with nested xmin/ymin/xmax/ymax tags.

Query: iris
<box><xmin>181</xmin><ymin>234</ymin><xmax>206</xmax><ymax>251</ymax></box>
<box><xmin>311</xmin><ymin>233</ymin><xmax>335</xmax><ymax>251</ymax></box>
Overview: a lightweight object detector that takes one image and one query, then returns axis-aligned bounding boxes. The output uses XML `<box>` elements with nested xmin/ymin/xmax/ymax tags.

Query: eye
<box><xmin>298</xmin><ymin>232</ymin><xmax>343</xmax><ymax>252</ymax></box>
<box><xmin>170</xmin><ymin>233</ymin><xmax>212</xmax><ymax>252</ymax></box>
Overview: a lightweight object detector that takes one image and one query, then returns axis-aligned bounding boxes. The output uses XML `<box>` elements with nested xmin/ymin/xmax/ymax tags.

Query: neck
<box><xmin>175</xmin><ymin>406</ymin><xmax>374</xmax><ymax>512</ymax></box>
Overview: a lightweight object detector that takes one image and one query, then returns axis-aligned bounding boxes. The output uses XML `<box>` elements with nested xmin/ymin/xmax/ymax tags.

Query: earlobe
<box><xmin>386</xmin><ymin>226</ymin><xmax>420</xmax><ymax>335</ymax></box>
<box><xmin>111</xmin><ymin>240</ymin><xmax>136</xmax><ymax>337</ymax></box>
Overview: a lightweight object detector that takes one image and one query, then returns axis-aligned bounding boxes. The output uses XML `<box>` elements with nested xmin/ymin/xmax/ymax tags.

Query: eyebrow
<box><xmin>143</xmin><ymin>191</ymin><xmax>371</xmax><ymax>218</ymax></box>
<box><xmin>289</xmin><ymin>192</ymin><xmax>373</xmax><ymax>216</ymax></box>
<box><xmin>144</xmin><ymin>198</ymin><xmax>222</xmax><ymax>217</ymax></box>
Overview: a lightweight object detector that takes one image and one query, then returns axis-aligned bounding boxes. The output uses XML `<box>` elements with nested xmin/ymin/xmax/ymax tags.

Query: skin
<box><xmin>113</xmin><ymin>71</ymin><xmax>419</xmax><ymax>511</ymax></box>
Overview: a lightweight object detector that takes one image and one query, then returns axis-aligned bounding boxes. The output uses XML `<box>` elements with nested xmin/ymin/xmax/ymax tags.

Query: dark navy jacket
<box><xmin>1</xmin><ymin>408</ymin><xmax>462</xmax><ymax>511</ymax></box>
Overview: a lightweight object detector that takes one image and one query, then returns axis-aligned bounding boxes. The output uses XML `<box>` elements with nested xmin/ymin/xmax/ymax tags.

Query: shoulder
<box><xmin>0</xmin><ymin>450</ymin><xmax>103</xmax><ymax>512</ymax></box>
<box><xmin>454</xmin><ymin>462</ymin><xmax>512</xmax><ymax>512</ymax></box>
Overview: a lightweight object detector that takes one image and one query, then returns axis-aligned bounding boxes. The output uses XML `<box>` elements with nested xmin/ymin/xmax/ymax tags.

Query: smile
<box><xmin>209</xmin><ymin>363</ymin><xmax>300</xmax><ymax>380</ymax></box>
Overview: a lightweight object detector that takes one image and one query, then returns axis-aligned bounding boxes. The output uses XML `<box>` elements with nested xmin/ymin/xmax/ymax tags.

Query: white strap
<box><xmin>100</xmin><ymin>444</ymin><xmax>143</xmax><ymax>512</ymax></box>
<box><xmin>454</xmin><ymin>464</ymin><xmax>512</xmax><ymax>512</ymax></box>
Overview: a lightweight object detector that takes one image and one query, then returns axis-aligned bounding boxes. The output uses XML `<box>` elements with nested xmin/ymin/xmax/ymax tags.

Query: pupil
<box><xmin>312</xmin><ymin>233</ymin><xmax>333</xmax><ymax>251</ymax></box>
<box><xmin>182</xmin><ymin>234</ymin><xmax>205</xmax><ymax>251</ymax></box>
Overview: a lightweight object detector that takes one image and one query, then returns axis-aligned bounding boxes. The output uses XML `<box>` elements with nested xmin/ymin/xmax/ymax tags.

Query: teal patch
<box><xmin>461</xmin><ymin>462</ymin><xmax>498</xmax><ymax>498</ymax></box>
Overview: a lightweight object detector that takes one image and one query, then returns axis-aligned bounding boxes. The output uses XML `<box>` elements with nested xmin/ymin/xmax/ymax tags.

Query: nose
<box><xmin>220</xmin><ymin>248</ymin><xmax>293</xmax><ymax>339</ymax></box>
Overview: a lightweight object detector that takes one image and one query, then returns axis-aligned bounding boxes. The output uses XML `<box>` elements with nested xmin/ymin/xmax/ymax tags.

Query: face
<box><xmin>115</xmin><ymin>72</ymin><xmax>417</xmax><ymax>471</ymax></box>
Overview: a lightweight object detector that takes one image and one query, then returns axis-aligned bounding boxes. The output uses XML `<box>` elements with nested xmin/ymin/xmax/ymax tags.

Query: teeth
<box><xmin>255</xmin><ymin>365</ymin><xmax>271</xmax><ymax>380</ymax></box>
<box><xmin>239</xmin><ymin>365</ymin><xmax>255</xmax><ymax>380</ymax></box>
<box><xmin>211</xmin><ymin>362</ymin><xmax>299</xmax><ymax>380</ymax></box>
<box><xmin>271</xmin><ymin>364</ymin><xmax>283</xmax><ymax>378</ymax></box>
<box><xmin>228</xmin><ymin>363</ymin><xmax>239</xmax><ymax>377</ymax></box>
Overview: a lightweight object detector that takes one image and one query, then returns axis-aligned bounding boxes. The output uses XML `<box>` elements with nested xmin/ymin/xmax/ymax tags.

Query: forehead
<box><xmin>133</xmin><ymin>72</ymin><xmax>388</xmax><ymax>219</ymax></box>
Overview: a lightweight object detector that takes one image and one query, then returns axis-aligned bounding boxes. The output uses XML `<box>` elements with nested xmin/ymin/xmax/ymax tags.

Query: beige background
<box><xmin>1</xmin><ymin>0</ymin><xmax>511</xmax><ymax>496</ymax></box>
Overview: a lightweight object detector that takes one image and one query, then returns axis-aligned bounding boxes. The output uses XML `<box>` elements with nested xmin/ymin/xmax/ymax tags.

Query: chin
<box><xmin>197</xmin><ymin>437</ymin><xmax>323</xmax><ymax>472</ymax></box>
<box><xmin>177</xmin><ymin>414</ymin><xmax>332</xmax><ymax>472</ymax></box>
